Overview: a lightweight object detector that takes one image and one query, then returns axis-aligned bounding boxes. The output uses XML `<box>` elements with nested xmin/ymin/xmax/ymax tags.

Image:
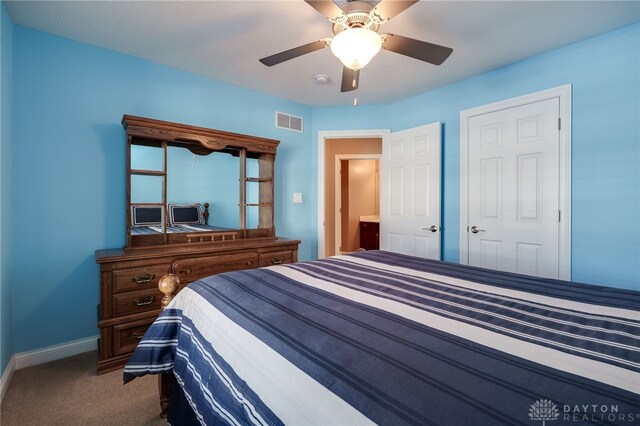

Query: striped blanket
<box><xmin>124</xmin><ymin>251</ymin><xmax>640</xmax><ymax>425</ymax></box>
<box><xmin>131</xmin><ymin>224</ymin><xmax>232</xmax><ymax>235</ymax></box>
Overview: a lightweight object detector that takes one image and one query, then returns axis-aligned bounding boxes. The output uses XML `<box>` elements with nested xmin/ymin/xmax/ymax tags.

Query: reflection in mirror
<box><xmin>123</xmin><ymin>115</ymin><xmax>279</xmax><ymax>249</ymax></box>
<box><xmin>246</xmin><ymin>206</ymin><xmax>259</xmax><ymax>229</ymax></box>
<box><xmin>131</xmin><ymin>144</ymin><xmax>163</xmax><ymax>171</ymax></box>
<box><xmin>131</xmin><ymin>205</ymin><xmax>165</xmax><ymax>229</ymax></box>
<box><xmin>167</xmin><ymin>147</ymin><xmax>240</xmax><ymax>229</ymax></box>
<box><xmin>131</xmin><ymin>175</ymin><xmax>163</xmax><ymax>203</ymax></box>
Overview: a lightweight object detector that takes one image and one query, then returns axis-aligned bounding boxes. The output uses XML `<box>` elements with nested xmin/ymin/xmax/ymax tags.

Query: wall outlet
<box><xmin>293</xmin><ymin>192</ymin><xmax>302</xmax><ymax>204</ymax></box>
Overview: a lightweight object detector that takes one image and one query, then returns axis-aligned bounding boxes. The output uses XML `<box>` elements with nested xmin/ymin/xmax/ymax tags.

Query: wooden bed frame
<box><xmin>157</xmin><ymin>273</ymin><xmax>180</xmax><ymax>418</ymax></box>
<box><xmin>152</xmin><ymin>252</ymin><xmax>367</xmax><ymax>418</ymax></box>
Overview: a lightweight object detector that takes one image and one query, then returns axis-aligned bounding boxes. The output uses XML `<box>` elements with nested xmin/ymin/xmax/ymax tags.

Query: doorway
<box><xmin>335</xmin><ymin>157</ymin><xmax>381</xmax><ymax>254</ymax></box>
<box><xmin>320</xmin><ymin>135</ymin><xmax>384</xmax><ymax>258</ymax></box>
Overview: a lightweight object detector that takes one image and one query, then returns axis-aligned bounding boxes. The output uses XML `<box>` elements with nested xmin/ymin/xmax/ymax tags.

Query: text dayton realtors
<box><xmin>563</xmin><ymin>404</ymin><xmax>637</xmax><ymax>423</ymax></box>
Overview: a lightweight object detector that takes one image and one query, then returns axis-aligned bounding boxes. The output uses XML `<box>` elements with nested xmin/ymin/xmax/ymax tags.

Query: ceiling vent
<box><xmin>275</xmin><ymin>111</ymin><xmax>303</xmax><ymax>133</ymax></box>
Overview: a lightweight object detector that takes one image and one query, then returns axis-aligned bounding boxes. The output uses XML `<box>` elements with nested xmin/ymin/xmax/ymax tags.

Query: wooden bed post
<box><xmin>157</xmin><ymin>274</ymin><xmax>180</xmax><ymax>418</ymax></box>
<box><xmin>203</xmin><ymin>202</ymin><xmax>210</xmax><ymax>225</ymax></box>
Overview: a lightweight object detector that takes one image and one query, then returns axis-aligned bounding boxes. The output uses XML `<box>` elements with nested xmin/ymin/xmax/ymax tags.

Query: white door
<box><xmin>381</xmin><ymin>123</ymin><xmax>441</xmax><ymax>259</ymax></box>
<box><xmin>467</xmin><ymin>98</ymin><xmax>560</xmax><ymax>278</ymax></box>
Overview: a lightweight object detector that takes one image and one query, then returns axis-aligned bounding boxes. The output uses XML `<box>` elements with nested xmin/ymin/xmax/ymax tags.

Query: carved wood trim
<box><xmin>122</xmin><ymin>115</ymin><xmax>279</xmax><ymax>154</ymax></box>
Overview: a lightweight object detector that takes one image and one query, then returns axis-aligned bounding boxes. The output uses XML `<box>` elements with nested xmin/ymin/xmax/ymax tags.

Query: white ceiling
<box><xmin>6</xmin><ymin>0</ymin><xmax>640</xmax><ymax>107</ymax></box>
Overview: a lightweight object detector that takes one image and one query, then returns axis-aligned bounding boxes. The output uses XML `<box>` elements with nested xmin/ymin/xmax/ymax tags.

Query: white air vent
<box><xmin>275</xmin><ymin>111</ymin><xmax>303</xmax><ymax>133</ymax></box>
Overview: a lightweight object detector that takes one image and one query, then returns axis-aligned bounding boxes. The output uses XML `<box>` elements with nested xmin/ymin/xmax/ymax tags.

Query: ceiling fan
<box><xmin>259</xmin><ymin>0</ymin><xmax>453</xmax><ymax>93</ymax></box>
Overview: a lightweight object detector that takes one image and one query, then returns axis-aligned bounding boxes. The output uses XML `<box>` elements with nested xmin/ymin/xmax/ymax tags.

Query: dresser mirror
<box><xmin>123</xmin><ymin>115</ymin><xmax>277</xmax><ymax>250</ymax></box>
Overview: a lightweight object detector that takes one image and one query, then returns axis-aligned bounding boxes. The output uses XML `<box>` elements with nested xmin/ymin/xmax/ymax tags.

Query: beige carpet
<box><xmin>0</xmin><ymin>351</ymin><xmax>166</xmax><ymax>426</ymax></box>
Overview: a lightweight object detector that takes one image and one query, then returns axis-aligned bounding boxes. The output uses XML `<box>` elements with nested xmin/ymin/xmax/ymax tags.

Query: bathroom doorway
<box><xmin>323</xmin><ymin>137</ymin><xmax>382</xmax><ymax>257</ymax></box>
<box><xmin>336</xmin><ymin>158</ymin><xmax>380</xmax><ymax>254</ymax></box>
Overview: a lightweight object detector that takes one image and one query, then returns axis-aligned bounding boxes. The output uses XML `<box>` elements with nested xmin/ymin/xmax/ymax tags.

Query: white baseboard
<box><xmin>14</xmin><ymin>335</ymin><xmax>98</xmax><ymax>370</ymax></box>
<box><xmin>0</xmin><ymin>355</ymin><xmax>16</xmax><ymax>403</ymax></box>
<box><xmin>0</xmin><ymin>335</ymin><xmax>98</xmax><ymax>403</ymax></box>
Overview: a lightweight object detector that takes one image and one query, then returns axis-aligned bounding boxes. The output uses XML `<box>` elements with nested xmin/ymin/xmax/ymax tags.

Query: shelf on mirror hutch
<box><xmin>95</xmin><ymin>115</ymin><xmax>300</xmax><ymax>374</ymax></box>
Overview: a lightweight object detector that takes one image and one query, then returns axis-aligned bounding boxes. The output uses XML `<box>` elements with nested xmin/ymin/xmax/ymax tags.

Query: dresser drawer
<box><xmin>172</xmin><ymin>252</ymin><xmax>258</xmax><ymax>282</ymax></box>
<box><xmin>113</xmin><ymin>288</ymin><xmax>162</xmax><ymax>317</ymax></box>
<box><xmin>112</xmin><ymin>265</ymin><xmax>170</xmax><ymax>294</ymax></box>
<box><xmin>259</xmin><ymin>251</ymin><xmax>292</xmax><ymax>267</ymax></box>
<box><xmin>112</xmin><ymin>317</ymin><xmax>156</xmax><ymax>356</ymax></box>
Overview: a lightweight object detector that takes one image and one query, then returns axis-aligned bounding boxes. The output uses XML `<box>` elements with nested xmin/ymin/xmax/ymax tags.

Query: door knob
<box><xmin>422</xmin><ymin>226</ymin><xmax>438</xmax><ymax>233</ymax></box>
<box><xmin>470</xmin><ymin>226</ymin><xmax>486</xmax><ymax>234</ymax></box>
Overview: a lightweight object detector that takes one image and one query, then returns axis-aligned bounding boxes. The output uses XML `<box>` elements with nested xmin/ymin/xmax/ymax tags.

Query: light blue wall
<box><xmin>1</xmin><ymin>1</ymin><xmax>14</xmax><ymax>376</ymax></box>
<box><xmin>388</xmin><ymin>22</ymin><xmax>640</xmax><ymax>289</ymax></box>
<box><xmin>4</xmin><ymin>18</ymin><xmax>639</xmax><ymax>365</ymax></box>
<box><xmin>11</xmin><ymin>26</ymin><xmax>314</xmax><ymax>354</ymax></box>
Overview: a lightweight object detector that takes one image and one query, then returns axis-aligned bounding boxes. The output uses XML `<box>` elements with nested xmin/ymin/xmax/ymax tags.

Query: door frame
<box><xmin>459</xmin><ymin>84</ymin><xmax>572</xmax><ymax>280</ymax></box>
<box><xmin>317</xmin><ymin>129</ymin><xmax>390</xmax><ymax>259</ymax></box>
<box><xmin>334</xmin><ymin>154</ymin><xmax>382</xmax><ymax>255</ymax></box>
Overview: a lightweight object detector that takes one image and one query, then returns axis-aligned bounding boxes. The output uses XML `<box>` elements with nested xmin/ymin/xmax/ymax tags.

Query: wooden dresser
<box><xmin>96</xmin><ymin>238</ymin><xmax>299</xmax><ymax>374</ymax></box>
<box><xmin>96</xmin><ymin>115</ymin><xmax>300</xmax><ymax>374</ymax></box>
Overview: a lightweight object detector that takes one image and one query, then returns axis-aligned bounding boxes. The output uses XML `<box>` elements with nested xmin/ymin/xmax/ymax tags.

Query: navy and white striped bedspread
<box><xmin>124</xmin><ymin>251</ymin><xmax>640</xmax><ymax>425</ymax></box>
<box><xmin>131</xmin><ymin>224</ymin><xmax>232</xmax><ymax>235</ymax></box>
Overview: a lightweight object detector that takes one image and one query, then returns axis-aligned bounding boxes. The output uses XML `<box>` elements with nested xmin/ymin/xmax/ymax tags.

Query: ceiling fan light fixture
<box><xmin>330</xmin><ymin>28</ymin><xmax>382</xmax><ymax>71</ymax></box>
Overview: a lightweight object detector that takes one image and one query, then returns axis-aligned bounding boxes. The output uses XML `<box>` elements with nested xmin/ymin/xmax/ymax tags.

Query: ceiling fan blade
<box><xmin>370</xmin><ymin>1</ymin><xmax>418</xmax><ymax>21</ymax></box>
<box><xmin>305</xmin><ymin>0</ymin><xmax>346</xmax><ymax>22</ymax></box>
<box><xmin>341</xmin><ymin>67</ymin><xmax>360</xmax><ymax>92</ymax></box>
<box><xmin>382</xmin><ymin>34</ymin><xmax>453</xmax><ymax>65</ymax></box>
<box><xmin>259</xmin><ymin>40</ymin><xmax>328</xmax><ymax>67</ymax></box>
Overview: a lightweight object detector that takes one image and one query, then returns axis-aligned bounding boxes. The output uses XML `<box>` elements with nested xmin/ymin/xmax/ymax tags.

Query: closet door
<box><xmin>380</xmin><ymin>122</ymin><xmax>441</xmax><ymax>260</ymax></box>
<box><xmin>466</xmin><ymin>98</ymin><xmax>560</xmax><ymax>278</ymax></box>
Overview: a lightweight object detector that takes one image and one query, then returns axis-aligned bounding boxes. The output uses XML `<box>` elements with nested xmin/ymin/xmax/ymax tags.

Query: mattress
<box><xmin>124</xmin><ymin>250</ymin><xmax>640</xmax><ymax>425</ymax></box>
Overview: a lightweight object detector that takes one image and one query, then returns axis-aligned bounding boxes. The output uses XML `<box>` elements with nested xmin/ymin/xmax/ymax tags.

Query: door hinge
<box><xmin>558</xmin><ymin>118</ymin><xmax>561</xmax><ymax>131</ymax></box>
<box><xmin>558</xmin><ymin>210</ymin><xmax>561</xmax><ymax>222</ymax></box>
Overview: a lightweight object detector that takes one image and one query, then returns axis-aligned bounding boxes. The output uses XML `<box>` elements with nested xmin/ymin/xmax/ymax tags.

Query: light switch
<box><xmin>293</xmin><ymin>192</ymin><xmax>303</xmax><ymax>204</ymax></box>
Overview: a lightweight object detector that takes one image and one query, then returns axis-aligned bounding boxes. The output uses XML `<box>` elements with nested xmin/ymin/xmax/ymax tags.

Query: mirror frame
<box><xmin>122</xmin><ymin>115</ymin><xmax>278</xmax><ymax>250</ymax></box>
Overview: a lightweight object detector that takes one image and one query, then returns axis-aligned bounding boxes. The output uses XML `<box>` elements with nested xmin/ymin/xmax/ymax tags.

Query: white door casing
<box><xmin>381</xmin><ymin>122</ymin><xmax>441</xmax><ymax>260</ymax></box>
<box><xmin>460</xmin><ymin>85</ymin><xmax>572</xmax><ymax>280</ymax></box>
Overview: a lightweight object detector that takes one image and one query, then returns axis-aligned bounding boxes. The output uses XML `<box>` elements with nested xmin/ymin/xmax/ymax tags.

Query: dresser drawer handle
<box><xmin>183</xmin><ymin>268</ymin><xmax>192</xmax><ymax>274</ymax></box>
<box><xmin>133</xmin><ymin>296</ymin><xmax>155</xmax><ymax>306</ymax></box>
<box><xmin>131</xmin><ymin>273</ymin><xmax>156</xmax><ymax>284</ymax></box>
<box><xmin>270</xmin><ymin>257</ymin><xmax>284</xmax><ymax>265</ymax></box>
<box><xmin>247</xmin><ymin>261</ymin><xmax>253</xmax><ymax>266</ymax></box>
<box><xmin>132</xmin><ymin>330</ymin><xmax>146</xmax><ymax>339</ymax></box>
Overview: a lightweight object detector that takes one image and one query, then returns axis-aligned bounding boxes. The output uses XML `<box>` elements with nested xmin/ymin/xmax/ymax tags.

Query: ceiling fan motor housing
<box><xmin>332</xmin><ymin>1</ymin><xmax>380</xmax><ymax>35</ymax></box>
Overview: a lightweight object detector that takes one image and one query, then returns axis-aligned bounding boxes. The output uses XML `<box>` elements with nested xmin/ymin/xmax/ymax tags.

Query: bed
<box><xmin>124</xmin><ymin>250</ymin><xmax>640</xmax><ymax>425</ymax></box>
<box><xmin>130</xmin><ymin>224</ymin><xmax>235</xmax><ymax>236</ymax></box>
<box><xmin>130</xmin><ymin>203</ymin><xmax>240</xmax><ymax>244</ymax></box>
